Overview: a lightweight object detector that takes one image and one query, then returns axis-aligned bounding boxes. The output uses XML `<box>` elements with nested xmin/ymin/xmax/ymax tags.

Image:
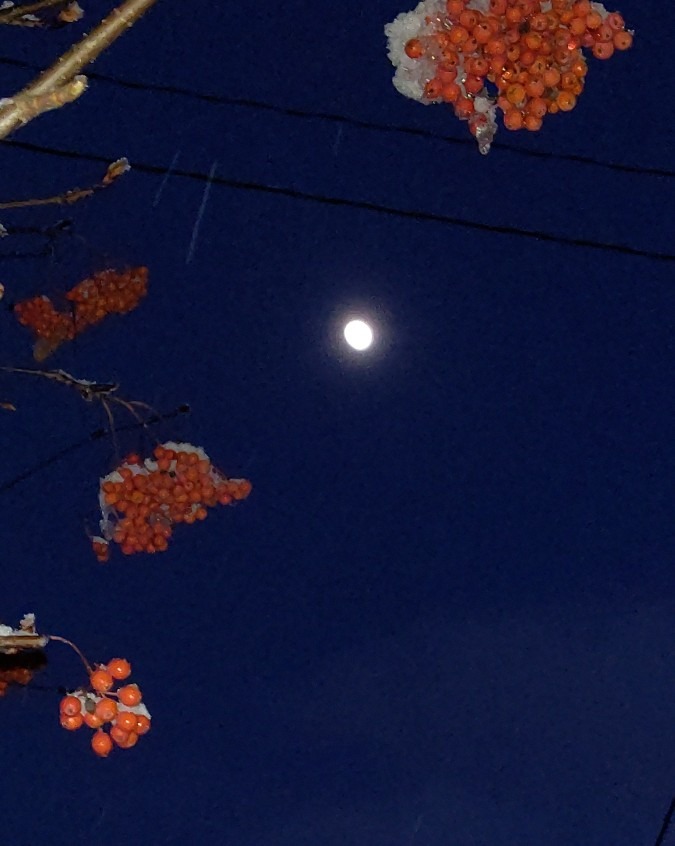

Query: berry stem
<box><xmin>46</xmin><ymin>634</ymin><xmax>93</xmax><ymax>673</ymax></box>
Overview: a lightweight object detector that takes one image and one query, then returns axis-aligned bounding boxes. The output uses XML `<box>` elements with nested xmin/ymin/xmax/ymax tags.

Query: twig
<box><xmin>0</xmin><ymin>402</ymin><xmax>190</xmax><ymax>494</ymax></box>
<box><xmin>0</xmin><ymin>158</ymin><xmax>129</xmax><ymax>210</ymax></box>
<box><xmin>45</xmin><ymin>634</ymin><xmax>92</xmax><ymax>672</ymax></box>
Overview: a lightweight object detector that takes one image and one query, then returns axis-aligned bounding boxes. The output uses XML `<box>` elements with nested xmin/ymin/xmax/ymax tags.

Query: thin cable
<box><xmin>654</xmin><ymin>796</ymin><xmax>675</xmax><ymax>846</ymax></box>
<box><xmin>0</xmin><ymin>403</ymin><xmax>190</xmax><ymax>494</ymax></box>
<box><xmin>2</xmin><ymin>137</ymin><xmax>673</xmax><ymax>263</ymax></box>
<box><xmin>0</xmin><ymin>54</ymin><xmax>671</xmax><ymax>179</ymax></box>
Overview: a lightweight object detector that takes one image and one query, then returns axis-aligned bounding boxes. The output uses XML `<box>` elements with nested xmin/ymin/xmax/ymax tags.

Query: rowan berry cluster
<box><xmin>59</xmin><ymin>658</ymin><xmax>151</xmax><ymax>757</ymax></box>
<box><xmin>386</xmin><ymin>0</ymin><xmax>633</xmax><ymax>153</ymax></box>
<box><xmin>0</xmin><ymin>664</ymin><xmax>36</xmax><ymax>695</ymax></box>
<box><xmin>13</xmin><ymin>266</ymin><xmax>148</xmax><ymax>360</ymax></box>
<box><xmin>91</xmin><ymin>440</ymin><xmax>253</xmax><ymax>561</ymax></box>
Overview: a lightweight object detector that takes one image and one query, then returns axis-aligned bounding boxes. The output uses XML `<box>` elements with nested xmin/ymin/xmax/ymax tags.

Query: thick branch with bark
<box><xmin>0</xmin><ymin>0</ymin><xmax>158</xmax><ymax>140</ymax></box>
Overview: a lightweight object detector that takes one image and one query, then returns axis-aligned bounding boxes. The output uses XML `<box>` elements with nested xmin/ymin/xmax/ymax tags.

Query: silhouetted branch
<box><xmin>0</xmin><ymin>158</ymin><xmax>129</xmax><ymax>210</ymax></box>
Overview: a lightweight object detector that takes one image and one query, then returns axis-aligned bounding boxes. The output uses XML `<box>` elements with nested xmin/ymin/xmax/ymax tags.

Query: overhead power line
<box><xmin>0</xmin><ymin>403</ymin><xmax>190</xmax><ymax>495</ymax></box>
<box><xmin>0</xmin><ymin>55</ymin><xmax>672</xmax><ymax>180</ymax></box>
<box><xmin>654</xmin><ymin>795</ymin><xmax>675</xmax><ymax>846</ymax></box>
<box><xmin>2</xmin><ymin>137</ymin><xmax>673</xmax><ymax>263</ymax></box>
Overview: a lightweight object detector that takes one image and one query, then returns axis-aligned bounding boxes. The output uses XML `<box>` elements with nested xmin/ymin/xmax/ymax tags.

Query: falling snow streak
<box><xmin>185</xmin><ymin>160</ymin><xmax>217</xmax><ymax>264</ymax></box>
<box><xmin>152</xmin><ymin>147</ymin><xmax>181</xmax><ymax>207</ymax></box>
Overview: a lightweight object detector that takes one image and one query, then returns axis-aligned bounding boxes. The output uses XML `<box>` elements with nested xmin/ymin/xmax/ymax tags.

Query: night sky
<box><xmin>1</xmin><ymin>1</ymin><xmax>674</xmax><ymax>844</ymax></box>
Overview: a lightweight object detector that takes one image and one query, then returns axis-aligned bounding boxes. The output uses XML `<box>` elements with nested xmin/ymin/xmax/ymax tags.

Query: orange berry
<box><xmin>464</xmin><ymin>74</ymin><xmax>484</xmax><ymax>95</ymax></box>
<box><xmin>454</xmin><ymin>97</ymin><xmax>475</xmax><ymax>118</ymax></box>
<box><xmin>470</xmin><ymin>56</ymin><xmax>489</xmax><ymax>77</ymax></box>
<box><xmin>60</xmin><ymin>712</ymin><xmax>84</xmax><ymax>731</ymax></box>
<box><xmin>524</xmin><ymin>32</ymin><xmax>542</xmax><ymax>51</ymax></box>
<box><xmin>526</xmin><ymin>97</ymin><xmax>547</xmax><ymax>118</ymax></box>
<box><xmin>595</xmin><ymin>22</ymin><xmax>613</xmax><ymax>42</ymax></box>
<box><xmin>556</xmin><ymin>90</ymin><xmax>577</xmax><ymax>111</ymax></box>
<box><xmin>404</xmin><ymin>38</ymin><xmax>424</xmax><ymax>59</ymax></box>
<box><xmin>529</xmin><ymin>13</ymin><xmax>548</xmax><ymax>32</ymax></box>
<box><xmin>560</xmin><ymin>71</ymin><xmax>577</xmax><ymax>90</ymax></box>
<box><xmin>107</xmin><ymin>658</ymin><xmax>132</xmax><ymax>680</ymax></box>
<box><xmin>553</xmin><ymin>46</ymin><xmax>571</xmax><ymax>65</ymax></box>
<box><xmin>524</xmin><ymin>114</ymin><xmax>543</xmax><ymax>131</ymax></box>
<box><xmin>473</xmin><ymin>22</ymin><xmax>491</xmax><ymax>43</ymax></box>
<box><xmin>485</xmin><ymin>37</ymin><xmax>505</xmax><ymax>55</ymax></box>
<box><xmin>83</xmin><ymin>711</ymin><xmax>104</xmax><ymax>729</ymax></box>
<box><xmin>586</xmin><ymin>11</ymin><xmax>602</xmax><ymax>29</ymax></box>
<box><xmin>91</xmin><ymin>729</ymin><xmax>113</xmax><ymax>757</ymax></box>
<box><xmin>506</xmin><ymin>83</ymin><xmax>526</xmax><ymax>108</ymax></box>
<box><xmin>613</xmin><ymin>30</ymin><xmax>632</xmax><ymax>50</ymax></box>
<box><xmin>441</xmin><ymin>82</ymin><xmax>460</xmax><ymax>103</ymax></box>
<box><xmin>90</xmin><ymin>668</ymin><xmax>114</xmax><ymax>693</ymax></box>
<box><xmin>542</xmin><ymin>67</ymin><xmax>561</xmax><ymax>87</ymax></box>
<box><xmin>60</xmin><ymin>695</ymin><xmax>82</xmax><ymax>716</ymax></box>
<box><xmin>439</xmin><ymin>50</ymin><xmax>459</xmax><ymax>68</ymax></box>
<box><xmin>525</xmin><ymin>77</ymin><xmax>545</xmax><ymax>98</ymax></box>
<box><xmin>95</xmin><ymin>697</ymin><xmax>118</xmax><ymax>722</ymax></box>
<box><xmin>505</xmin><ymin>6</ymin><xmax>522</xmax><ymax>24</ymax></box>
<box><xmin>135</xmin><ymin>714</ymin><xmax>151</xmax><ymax>735</ymax></box>
<box><xmin>423</xmin><ymin>79</ymin><xmax>442</xmax><ymax>100</ymax></box>
<box><xmin>118</xmin><ymin>684</ymin><xmax>142</xmax><ymax>707</ymax></box>
<box><xmin>115</xmin><ymin>730</ymin><xmax>139</xmax><ymax>749</ymax></box>
<box><xmin>529</xmin><ymin>57</ymin><xmax>547</xmax><ymax>76</ymax></box>
<box><xmin>115</xmin><ymin>710</ymin><xmax>138</xmax><ymax>732</ymax></box>
<box><xmin>458</xmin><ymin>9</ymin><xmax>478</xmax><ymax>28</ymax></box>
<box><xmin>448</xmin><ymin>25</ymin><xmax>469</xmax><ymax>45</ymax></box>
<box><xmin>110</xmin><ymin>723</ymin><xmax>130</xmax><ymax>746</ymax></box>
<box><xmin>506</xmin><ymin>43</ymin><xmax>520</xmax><ymax>62</ymax></box>
<box><xmin>592</xmin><ymin>40</ymin><xmax>614</xmax><ymax>59</ymax></box>
<box><xmin>570</xmin><ymin>57</ymin><xmax>587</xmax><ymax>76</ymax></box>
<box><xmin>461</xmin><ymin>34</ymin><xmax>477</xmax><ymax>52</ymax></box>
<box><xmin>606</xmin><ymin>12</ymin><xmax>624</xmax><ymax>31</ymax></box>
<box><xmin>434</xmin><ymin>33</ymin><xmax>453</xmax><ymax>51</ymax></box>
<box><xmin>438</xmin><ymin>65</ymin><xmax>458</xmax><ymax>84</ymax></box>
<box><xmin>446</xmin><ymin>0</ymin><xmax>465</xmax><ymax>17</ymax></box>
<box><xmin>569</xmin><ymin>16</ymin><xmax>587</xmax><ymax>36</ymax></box>
<box><xmin>503</xmin><ymin>109</ymin><xmax>523</xmax><ymax>130</ymax></box>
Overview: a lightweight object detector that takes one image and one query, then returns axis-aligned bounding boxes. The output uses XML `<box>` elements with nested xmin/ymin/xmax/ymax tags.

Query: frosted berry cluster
<box><xmin>91</xmin><ymin>441</ymin><xmax>252</xmax><ymax>561</ymax></box>
<box><xmin>59</xmin><ymin>658</ymin><xmax>151</xmax><ymax>757</ymax></box>
<box><xmin>385</xmin><ymin>0</ymin><xmax>633</xmax><ymax>153</ymax></box>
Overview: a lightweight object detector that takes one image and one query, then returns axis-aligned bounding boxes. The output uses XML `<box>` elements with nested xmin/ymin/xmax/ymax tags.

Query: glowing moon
<box><xmin>343</xmin><ymin>319</ymin><xmax>374</xmax><ymax>351</ymax></box>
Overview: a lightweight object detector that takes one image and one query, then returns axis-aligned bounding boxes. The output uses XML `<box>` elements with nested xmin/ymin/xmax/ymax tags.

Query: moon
<box><xmin>343</xmin><ymin>319</ymin><xmax>374</xmax><ymax>351</ymax></box>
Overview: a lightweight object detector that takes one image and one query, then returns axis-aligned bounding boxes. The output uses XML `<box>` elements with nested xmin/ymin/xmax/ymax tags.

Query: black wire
<box><xmin>2</xmin><ymin>137</ymin><xmax>673</xmax><ymax>262</ymax></box>
<box><xmin>654</xmin><ymin>796</ymin><xmax>675</xmax><ymax>846</ymax></box>
<box><xmin>0</xmin><ymin>55</ymin><xmax>670</xmax><ymax>179</ymax></box>
<box><xmin>0</xmin><ymin>403</ymin><xmax>190</xmax><ymax>494</ymax></box>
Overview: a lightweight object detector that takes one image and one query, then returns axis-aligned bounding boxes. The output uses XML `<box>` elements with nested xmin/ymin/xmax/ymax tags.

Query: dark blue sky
<box><xmin>1</xmin><ymin>1</ymin><xmax>674</xmax><ymax>843</ymax></box>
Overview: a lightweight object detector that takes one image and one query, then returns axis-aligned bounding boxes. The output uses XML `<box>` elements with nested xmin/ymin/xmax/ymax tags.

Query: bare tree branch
<box><xmin>0</xmin><ymin>0</ymin><xmax>158</xmax><ymax>139</ymax></box>
<box><xmin>0</xmin><ymin>157</ymin><xmax>129</xmax><ymax>209</ymax></box>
